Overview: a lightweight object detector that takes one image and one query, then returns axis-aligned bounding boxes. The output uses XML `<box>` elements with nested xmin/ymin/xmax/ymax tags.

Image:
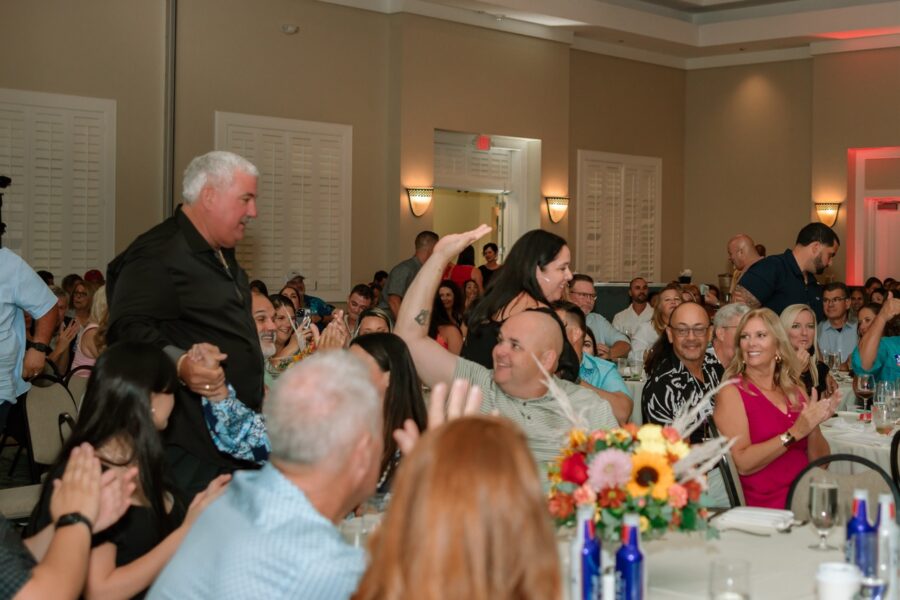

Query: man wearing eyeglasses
<box><xmin>641</xmin><ymin>302</ymin><xmax>723</xmax><ymax>444</ymax></box>
<box><xmin>817</xmin><ymin>282</ymin><xmax>857</xmax><ymax>371</ymax></box>
<box><xmin>568</xmin><ymin>275</ymin><xmax>630</xmax><ymax>360</ymax></box>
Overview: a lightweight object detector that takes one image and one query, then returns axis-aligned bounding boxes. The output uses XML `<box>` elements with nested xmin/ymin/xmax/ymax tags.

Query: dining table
<box><xmin>559</xmin><ymin>522</ymin><xmax>845</xmax><ymax>599</ymax></box>
<box><xmin>820</xmin><ymin>413</ymin><xmax>895</xmax><ymax>476</ymax></box>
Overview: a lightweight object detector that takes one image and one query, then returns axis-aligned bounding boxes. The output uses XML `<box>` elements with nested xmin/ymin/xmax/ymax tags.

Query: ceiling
<box><xmin>326</xmin><ymin>0</ymin><xmax>900</xmax><ymax>68</ymax></box>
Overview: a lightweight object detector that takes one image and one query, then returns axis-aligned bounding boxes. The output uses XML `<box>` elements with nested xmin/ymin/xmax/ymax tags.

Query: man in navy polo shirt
<box><xmin>733</xmin><ymin>223</ymin><xmax>839</xmax><ymax>322</ymax></box>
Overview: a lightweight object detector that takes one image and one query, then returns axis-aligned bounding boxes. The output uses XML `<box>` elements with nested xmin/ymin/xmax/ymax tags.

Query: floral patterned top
<box><xmin>202</xmin><ymin>384</ymin><xmax>270</xmax><ymax>464</ymax></box>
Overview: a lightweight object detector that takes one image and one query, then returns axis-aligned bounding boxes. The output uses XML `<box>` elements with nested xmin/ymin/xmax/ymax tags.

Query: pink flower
<box><xmin>667</xmin><ymin>484</ymin><xmax>688</xmax><ymax>508</ymax></box>
<box><xmin>661</xmin><ymin>427</ymin><xmax>681</xmax><ymax>444</ymax></box>
<box><xmin>573</xmin><ymin>483</ymin><xmax>597</xmax><ymax>506</ymax></box>
<box><xmin>587</xmin><ymin>448</ymin><xmax>632</xmax><ymax>492</ymax></box>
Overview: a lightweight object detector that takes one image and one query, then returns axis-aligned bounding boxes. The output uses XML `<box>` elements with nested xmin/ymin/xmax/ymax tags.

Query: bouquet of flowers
<box><xmin>547</xmin><ymin>423</ymin><xmax>713</xmax><ymax>541</ymax></box>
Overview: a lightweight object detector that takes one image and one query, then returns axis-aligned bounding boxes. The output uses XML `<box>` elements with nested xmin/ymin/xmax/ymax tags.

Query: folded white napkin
<box><xmin>714</xmin><ymin>507</ymin><xmax>794</xmax><ymax>531</ymax></box>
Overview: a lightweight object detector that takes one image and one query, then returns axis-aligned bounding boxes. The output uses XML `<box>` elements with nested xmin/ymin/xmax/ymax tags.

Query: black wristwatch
<box><xmin>56</xmin><ymin>512</ymin><xmax>93</xmax><ymax>533</ymax></box>
<box><xmin>26</xmin><ymin>341</ymin><xmax>52</xmax><ymax>354</ymax></box>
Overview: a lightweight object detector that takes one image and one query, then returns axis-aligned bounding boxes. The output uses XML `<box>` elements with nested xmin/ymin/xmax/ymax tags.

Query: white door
<box><xmin>872</xmin><ymin>201</ymin><xmax>900</xmax><ymax>280</ymax></box>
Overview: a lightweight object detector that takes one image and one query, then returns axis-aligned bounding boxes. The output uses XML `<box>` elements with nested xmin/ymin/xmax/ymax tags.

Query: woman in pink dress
<box><xmin>713</xmin><ymin>308</ymin><xmax>840</xmax><ymax>509</ymax></box>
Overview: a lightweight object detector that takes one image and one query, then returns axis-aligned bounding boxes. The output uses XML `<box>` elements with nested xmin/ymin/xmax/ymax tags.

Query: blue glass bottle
<box><xmin>615</xmin><ymin>513</ymin><xmax>644</xmax><ymax>600</ymax></box>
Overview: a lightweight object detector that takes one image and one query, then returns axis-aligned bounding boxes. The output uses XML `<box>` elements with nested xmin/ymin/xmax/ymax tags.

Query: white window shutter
<box><xmin>0</xmin><ymin>89</ymin><xmax>115</xmax><ymax>276</ymax></box>
<box><xmin>576</xmin><ymin>150</ymin><xmax>661</xmax><ymax>282</ymax></box>
<box><xmin>215</xmin><ymin>112</ymin><xmax>352</xmax><ymax>302</ymax></box>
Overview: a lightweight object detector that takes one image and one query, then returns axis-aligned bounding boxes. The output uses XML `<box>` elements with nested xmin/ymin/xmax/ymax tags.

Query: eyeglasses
<box><xmin>73</xmin><ymin>291</ymin><xmax>88</xmax><ymax>298</ymax></box>
<box><xmin>570</xmin><ymin>291</ymin><xmax>597</xmax><ymax>300</ymax></box>
<box><xmin>823</xmin><ymin>297</ymin><xmax>847</xmax><ymax>304</ymax></box>
<box><xmin>669</xmin><ymin>325</ymin><xmax>711</xmax><ymax>338</ymax></box>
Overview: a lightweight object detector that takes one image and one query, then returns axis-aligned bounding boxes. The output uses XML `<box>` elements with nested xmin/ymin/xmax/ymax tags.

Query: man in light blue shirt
<box><xmin>817</xmin><ymin>282</ymin><xmax>857</xmax><ymax>369</ymax></box>
<box><xmin>0</xmin><ymin>248</ymin><xmax>58</xmax><ymax>431</ymax></box>
<box><xmin>569</xmin><ymin>274</ymin><xmax>631</xmax><ymax>360</ymax></box>
<box><xmin>149</xmin><ymin>351</ymin><xmax>383</xmax><ymax>600</ymax></box>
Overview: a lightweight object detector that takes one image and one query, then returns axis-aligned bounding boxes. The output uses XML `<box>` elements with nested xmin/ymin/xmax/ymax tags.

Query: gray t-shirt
<box><xmin>453</xmin><ymin>358</ymin><xmax>618</xmax><ymax>467</ymax></box>
<box><xmin>378</xmin><ymin>255</ymin><xmax>422</xmax><ymax>309</ymax></box>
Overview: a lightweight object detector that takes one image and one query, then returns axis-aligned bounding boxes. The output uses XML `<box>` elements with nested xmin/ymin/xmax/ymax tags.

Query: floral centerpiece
<box><xmin>547</xmin><ymin>423</ymin><xmax>713</xmax><ymax>541</ymax></box>
<box><xmin>537</xmin><ymin>357</ymin><xmax>735</xmax><ymax>542</ymax></box>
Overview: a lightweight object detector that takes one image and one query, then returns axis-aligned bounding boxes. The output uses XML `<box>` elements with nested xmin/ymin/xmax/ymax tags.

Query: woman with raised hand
<box><xmin>3</xmin><ymin>444</ymin><xmax>135</xmax><ymax>600</ymax></box>
<box><xmin>353</xmin><ymin>416</ymin><xmax>560</xmax><ymax>600</ymax></box>
<box><xmin>27</xmin><ymin>342</ymin><xmax>230</xmax><ymax>600</ymax></box>
<box><xmin>713</xmin><ymin>308</ymin><xmax>838</xmax><ymax>509</ymax></box>
<box><xmin>461</xmin><ymin>229</ymin><xmax>579</xmax><ymax>380</ymax></box>
<box><xmin>852</xmin><ymin>292</ymin><xmax>900</xmax><ymax>382</ymax></box>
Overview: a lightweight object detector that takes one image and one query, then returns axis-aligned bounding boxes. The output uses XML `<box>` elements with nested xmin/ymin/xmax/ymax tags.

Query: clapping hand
<box><xmin>49</xmin><ymin>444</ymin><xmax>104</xmax><ymax>527</ymax></box>
<box><xmin>317</xmin><ymin>310</ymin><xmax>350</xmax><ymax>350</ymax></box>
<box><xmin>795</xmin><ymin>348</ymin><xmax>811</xmax><ymax>371</ymax></box>
<box><xmin>58</xmin><ymin>320</ymin><xmax>79</xmax><ymax>346</ymax></box>
<box><xmin>795</xmin><ymin>388</ymin><xmax>841</xmax><ymax>438</ymax></box>
<box><xmin>94</xmin><ymin>466</ymin><xmax>138</xmax><ymax>533</ymax></box>
<box><xmin>393</xmin><ymin>378</ymin><xmax>483</xmax><ymax>455</ymax></box>
<box><xmin>881</xmin><ymin>292</ymin><xmax>900</xmax><ymax>320</ymax></box>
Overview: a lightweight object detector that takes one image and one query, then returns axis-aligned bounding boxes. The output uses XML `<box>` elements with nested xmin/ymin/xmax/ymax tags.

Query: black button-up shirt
<box><xmin>739</xmin><ymin>249</ymin><xmax>825</xmax><ymax>321</ymax></box>
<box><xmin>107</xmin><ymin>206</ymin><xmax>264</xmax><ymax>474</ymax></box>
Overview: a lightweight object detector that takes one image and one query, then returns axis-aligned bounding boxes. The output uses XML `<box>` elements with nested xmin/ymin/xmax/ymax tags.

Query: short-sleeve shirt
<box><xmin>379</xmin><ymin>256</ymin><xmax>422</xmax><ymax>308</ymax></box>
<box><xmin>738</xmin><ymin>249</ymin><xmax>825</xmax><ymax>321</ymax></box>
<box><xmin>579</xmin><ymin>354</ymin><xmax>631</xmax><ymax>397</ymax></box>
<box><xmin>453</xmin><ymin>357</ymin><xmax>618</xmax><ymax>467</ymax></box>
<box><xmin>612</xmin><ymin>304</ymin><xmax>653</xmax><ymax>336</ymax></box>
<box><xmin>148</xmin><ymin>463</ymin><xmax>365</xmax><ymax>600</ymax></box>
<box><xmin>641</xmin><ymin>351</ymin><xmax>724</xmax><ymax>443</ymax></box>
<box><xmin>586</xmin><ymin>313</ymin><xmax>629</xmax><ymax>348</ymax></box>
<box><xmin>0</xmin><ymin>248</ymin><xmax>58</xmax><ymax>403</ymax></box>
<box><xmin>852</xmin><ymin>337</ymin><xmax>900</xmax><ymax>383</ymax></box>
<box><xmin>817</xmin><ymin>320</ymin><xmax>858</xmax><ymax>364</ymax></box>
<box><xmin>0</xmin><ymin>515</ymin><xmax>35</xmax><ymax>599</ymax></box>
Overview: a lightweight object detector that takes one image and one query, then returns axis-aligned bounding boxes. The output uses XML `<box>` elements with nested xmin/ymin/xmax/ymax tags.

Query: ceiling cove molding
<box><xmin>317</xmin><ymin>0</ymin><xmax>900</xmax><ymax>69</ymax></box>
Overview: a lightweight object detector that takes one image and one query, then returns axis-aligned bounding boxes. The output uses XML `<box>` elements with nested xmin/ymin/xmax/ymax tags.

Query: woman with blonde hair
<box><xmin>713</xmin><ymin>308</ymin><xmax>838</xmax><ymax>508</ymax></box>
<box><xmin>629</xmin><ymin>282</ymin><xmax>682</xmax><ymax>361</ymax></box>
<box><xmin>71</xmin><ymin>285</ymin><xmax>109</xmax><ymax>376</ymax></box>
<box><xmin>779</xmin><ymin>303</ymin><xmax>836</xmax><ymax>398</ymax></box>
<box><xmin>353</xmin><ymin>416</ymin><xmax>561</xmax><ymax>600</ymax></box>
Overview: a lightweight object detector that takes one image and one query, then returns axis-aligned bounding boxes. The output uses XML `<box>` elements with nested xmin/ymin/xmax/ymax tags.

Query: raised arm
<box><xmin>857</xmin><ymin>292</ymin><xmax>899</xmax><ymax>371</ymax></box>
<box><xmin>395</xmin><ymin>225</ymin><xmax>492</xmax><ymax>387</ymax></box>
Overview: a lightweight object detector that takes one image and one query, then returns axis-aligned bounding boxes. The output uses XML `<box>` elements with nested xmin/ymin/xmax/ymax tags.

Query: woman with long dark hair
<box><xmin>27</xmin><ymin>342</ymin><xmax>228</xmax><ymax>599</ymax></box>
<box><xmin>444</xmin><ymin>245</ymin><xmax>483</xmax><ymax>295</ymax></box>
<box><xmin>461</xmin><ymin>229</ymin><xmax>579</xmax><ymax>380</ymax></box>
<box><xmin>428</xmin><ymin>281</ymin><xmax>464</xmax><ymax>354</ymax></box>
<box><xmin>349</xmin><ymin>333</ymin><xmax>428</xmax><ymax>493</ymax></box>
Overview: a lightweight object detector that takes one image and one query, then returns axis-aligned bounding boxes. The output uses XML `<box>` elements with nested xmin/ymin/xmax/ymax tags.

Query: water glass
<box><xmin>628</xmin><ymin>358</ymin><xmax>644</xmax><ymax>381</ymax></box>
<box><xmin>876</xmin><ymin>381</ymin><xmax>896</xmax><ymax>404</ymax></box>
<box><xmin>709</xmin><ymin>558</ymin><xmax>750</xmax><ymax>599</ymax></box>
<box><xmin>809</xmin><ymin>477</ymin><xmax>840</xmax><ymax>550</ymax></box>
<box><xmin>617</xmin><ymin>357</ymin><xmax>630</xmax><ymax>378</ymax></box>
<box><xmin>873</xmin><ymin>403</ymin><xmax>894</xmax><ymax>435</ymax></box>
<box><xmin>825</xmin><ymin>352</ymin><xmax>841</xmax><ymax>373</ymax></box>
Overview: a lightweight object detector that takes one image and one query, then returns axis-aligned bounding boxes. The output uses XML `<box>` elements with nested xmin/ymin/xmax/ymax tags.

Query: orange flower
<box><xmin>667</xmin><ymin>484</ymin><xmax>688</xmax><ymax>508</ymax></box>
<box><xmin>549</xmin><ymin>493</ymin><xmax>575</xmax><ymax>519</ymax></box>
<box><xmin>661</xmin><ymin>426</ymin><xmax>681</xmax><ymax>443</ymax></box>
<box><xmin>573</xmin><ymin>483</ymin><xmax>597</xmax><ymax>506</ymax></box>
<box><xmin>597</xmin><ymin>487</ymin><xmax>626</xmax><ymax>509</ymax></box>
<box><xmin>623</xmin><ymin>423</ymin><xmax>639</xmax><ymax>437</ymax></box>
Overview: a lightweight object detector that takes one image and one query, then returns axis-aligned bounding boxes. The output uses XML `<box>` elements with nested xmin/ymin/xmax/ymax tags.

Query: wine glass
<box><xmin>809</xmin><ymin>477</ymin><xmax>840</xmax><ymax>550</ymax></box>
<box><xmin>857</xmin><ymin>374</ymin><xmax>875</xmax><ymax>412</ymax></box>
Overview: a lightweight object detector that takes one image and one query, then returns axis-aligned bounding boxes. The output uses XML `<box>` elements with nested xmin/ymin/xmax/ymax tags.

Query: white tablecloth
<box><xmin>560</xmin><ymin>525</ymin><xmax>843</xmax><ymax>599</ymax></box>
<box><xmin>820</xmin><ymin>417</ymin><xmax>893</xmax><ymax>475</ymax></box>
<box><xmin>626</xmin><ymin>379</ymin><xmax>644</xmax><ymax>425</ymax></box>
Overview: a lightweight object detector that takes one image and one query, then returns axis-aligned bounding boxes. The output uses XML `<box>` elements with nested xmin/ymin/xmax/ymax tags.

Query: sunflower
<box><xmin>626</xmin><ymin>451</ymin><xmax>675</xmax><ymax>501</ymax></box>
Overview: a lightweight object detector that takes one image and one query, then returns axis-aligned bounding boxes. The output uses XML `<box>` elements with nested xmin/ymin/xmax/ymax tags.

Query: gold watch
<box><xmin>779</xmin><ymin>430</ymin><xmax>796</xmax><ymax>447</ymax></box>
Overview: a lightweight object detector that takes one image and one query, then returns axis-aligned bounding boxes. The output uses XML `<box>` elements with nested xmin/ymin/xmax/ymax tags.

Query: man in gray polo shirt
<box><xmin>395</xmin><ymin>225</ymin><xmax>618</xmax><ymax>467</ymax></box>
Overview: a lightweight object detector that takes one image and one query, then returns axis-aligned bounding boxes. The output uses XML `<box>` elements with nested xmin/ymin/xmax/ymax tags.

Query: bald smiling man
<box><xmin>395</xmin><ymin>225</ymin><xmax>617</xmax><ymax>468</ymax></box>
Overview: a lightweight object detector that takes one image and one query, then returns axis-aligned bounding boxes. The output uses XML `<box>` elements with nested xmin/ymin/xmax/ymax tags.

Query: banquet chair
<box><xmin>785</xmin><ymin>454</ymin><xmax>899</xmax><ymax>524</ymax></box>
<box><xmin>889</xmin><ymin>429</ymin><xmax>900</xmax><ymax>488</ymax></box>
<box><xmin>0</xmin><ymin>484</ymin><xmax>42</xmax><ymax>522</ymax></box>
<box><xmin>22</xmin><ymin>374</ymin><xmax>78</xmax><ymax>482</ymax></box>
<box><xmin>64</xmin><ymin>365</ymin><xmax>93</xmax><ymax>411</ymax></box>
<box><xmin>707</xmin><ymin>419</ymin><xmax>745</xmax><ymax>507</ymax></box>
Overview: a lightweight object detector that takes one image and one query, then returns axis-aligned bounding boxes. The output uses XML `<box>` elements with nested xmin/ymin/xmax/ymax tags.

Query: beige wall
<box><xmin>811</xmin><ymin>48</ymin><xmax>900</xmax><ymax>282</ymax></box>
<box><xmin>569</xmin><ymin>50</ymin><xmax>686</xmax><ymax>280</ymax></box>
<box><xmin>6</xmin><ymin>0</ymin><xmax>899</xmax><ymax>291</ymax></box>
<box><xmin>684</xmin><ymin>59</ymin><xmax>813</xmax><ymax>285</ymax></box>
<box><xmin>393</xmin><ymin>14</ymin><xmax>571</xmax><ymax>264</ymax></box>
<box><xmin>174</xmin><ymin>0</ymin><xmax>391</xmax><ymax>286</ymax></box>
<box><xmin>0</xmin><ymin>0</ymin><xmax>166</xmax><ymax>255</ymax></box>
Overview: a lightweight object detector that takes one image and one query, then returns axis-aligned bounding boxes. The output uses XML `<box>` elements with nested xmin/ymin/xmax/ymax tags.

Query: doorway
<box><xmin>847</xmin><ymin>147</ymin><xmax>900</xmax><ymax>283</ymax></box>
<box><xmin>433</xmin><ymin>130</ymin><xmax>542</xmax><ymax>260</ymax></box>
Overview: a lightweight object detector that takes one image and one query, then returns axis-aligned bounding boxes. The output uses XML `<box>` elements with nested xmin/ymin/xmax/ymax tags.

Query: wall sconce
<box><xmin>815</xmin><ymin>202</ymin><xmax>840</xmax><ymax>227</ymax></box>
<box><xmin>545</xmin><ymin>196</ymin><xmax>569</xmax><ymax>224</ymax></box>
<box><xmin>406</xmin><ymin>187</ymin><xmax>433</xmax><ymax>217</ymax></box>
